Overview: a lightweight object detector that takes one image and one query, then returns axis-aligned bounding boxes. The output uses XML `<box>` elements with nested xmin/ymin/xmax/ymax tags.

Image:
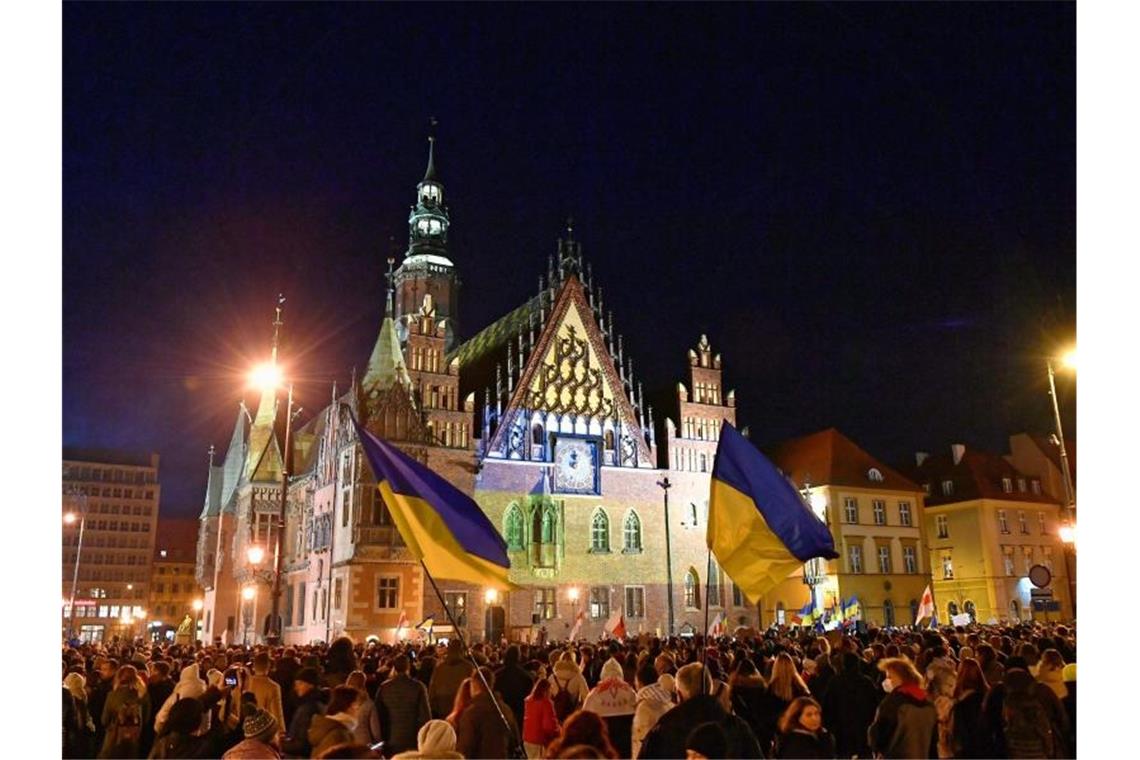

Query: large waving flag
<box><xmin>793</xmin><ymin>599</ymin><xmax>817</xmax><ymax>626</ymax></box>
<box><xmin>353</xmin><ymin>419</ymin><xmax>516</xmax><ymax>590</ymax></box>
<box><xmin>569</xmin><ymin>610</ymin><xmax>585</xmax><ymax>642</ymax></box>
<box><xmin>707</xmin><ymin>422</ymin><xmax>839</xmax><ymax>602</ymax></box>
<box><xmin>915</xmin><ymin>585</ymin><xmax>935</xmax><ymax>626</ymax></box>
<box><xmin>604</xmin><ymin>609</ymin><xmax>627</xmax><ymax>639</ymax></box>
<box><xmin>708</xmin><ymin>610</ymin><xmax>726</xmax><ymax>637</ymax></box>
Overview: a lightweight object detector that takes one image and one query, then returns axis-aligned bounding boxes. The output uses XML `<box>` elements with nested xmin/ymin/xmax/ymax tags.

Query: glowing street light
<box><xmin>63</xmin><ymin>500</ymin><xmax>87</xmax><ymax>641</ymax></box>
<box><xmin>1059</xmin><ymin>524</ymin><xmax>1076</xmax><ymax>545</ymax></box>
<box><xmin>247</xmin><ymin>545</ymin><xmax>265</xmax><ymax>565</ymax></box>
<box><xmin>484</xmin><ymin>589</ymin><xmax>498</xmax><ymax>605</ymax></box>
<box><xmin>567</xmin><ymin>587</ymin><xmax>579</xmax><ymax>602</ymax></box>
<box><xmin>63</xmin><ymin>512</ymin><xmax>77</xmax><ymax>525</ymax></box>
<box><xmin>192</xmin><ymin>599</ymin><xmax>204</xmax><ymax>612</ymax></box>
<box><xmin>242</xmin><ymin>586</ymin><xmax>256</xmax><ymax>601</ymax></box>
<box><xmin>249</xmin><ymin>362</ymin><xmax>284</xmax><ymax>391</ymax></box>
<box><xmin>1061</xmin><ymin>349</ymin><xmax>1077</xmax><ymax>371</ymax></box>
<box><xmin>1047</xmin><ymin>347</ymin><xmax>1077</xmax><ymax>617</ymax></box>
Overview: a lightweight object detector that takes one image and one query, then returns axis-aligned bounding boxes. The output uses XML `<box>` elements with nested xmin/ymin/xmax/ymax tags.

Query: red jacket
<box><xmin>523</xmin><ymin>695</ymin><xmax>560</xmax><ymax>747</ymax></box>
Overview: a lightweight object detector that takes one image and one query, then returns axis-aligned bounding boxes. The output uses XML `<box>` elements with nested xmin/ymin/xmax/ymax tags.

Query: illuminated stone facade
<box><xmin>196</xmin><ymin>137</ymin><xmax>760</xmax><ymax>644</ymax></box>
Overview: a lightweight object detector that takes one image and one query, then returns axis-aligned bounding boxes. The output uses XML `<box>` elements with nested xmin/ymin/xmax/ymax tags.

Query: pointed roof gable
<box><xmin>200</xmin><ymin>463</ymin><xmax>224</xmax><ymax>519</ymax></box>
<box><xmin>219</xmin><ymin>405</ymin><xmax>249</xmax><ymax>515</ymax></box>
<box><xmin>363</xmin><ymin>316</ymin><xmax>414</xmax><ymax>394</ymax></box>
<box><xmin>487</xmin><ymin>275</ymin><xmax>652</xmax><ymax>463</ymax></box>
<box><xmin>764</xmin><ymin>428</ymin><xmax>922</xmax><ymax>492</ymax></box>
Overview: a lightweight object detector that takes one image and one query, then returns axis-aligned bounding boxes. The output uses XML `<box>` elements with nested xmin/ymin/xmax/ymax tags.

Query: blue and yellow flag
<box><xmin>353</xmin><ymin>419</ymin><xmax>516</xmax><ymax>590</ymax></box>
<box><xmin>795</xmin><ymin>600</ymin><xmax>818</xmax><ymax>626</ymax></box>
<box><xmin>416</xmin><ymin>616</ymin><xmax>435</xmax><ymax>632</ymax></box>
<box><xmin>842</xmin><ymin>596</ymin><xmax>861</xmax><ymax>620</ymax></box>
<box><xmin>707</xmin><ymin>422</ymin><xmax>839</xmax><ymax>603</ymax></box>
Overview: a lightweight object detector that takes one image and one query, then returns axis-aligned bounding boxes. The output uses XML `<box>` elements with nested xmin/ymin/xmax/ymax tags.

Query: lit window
<box><xmin>867</xmin><ymin>468</ymin><xmax>884</xmax><ymax>482</ymax></box>
<box><xmin>534</xmin><ymin>588</ymin><xmax>555</xmax><ymax>620</ymax></box>
<box><xmin>684</xmin><ymin>569</ymin><xmax>701</xmax><ymax>608</ymax></box>
<box><xmin>941</xmin><ymin>480</ymin><xmax>954</xmax><ymax>496</ymax></box>
<box><xmin>878</xmin><ymin>546</ymin><xmax>892</xmax><ymax>574</ymax></box>
<box><xmin>873</xmin><ymin>500</ymin><xmax>886</xmax><ymax>525</ymax></box>
<box><xmin>1031</xmin><ymin>480</ymin><xmax>1042</xmax><ymax>495</ymax></box>
<box><xmin>847</xmin><ymin>545</ymin><xmax>863</xmax><ymax>574</ymax></box>
<box><xmin>377</xmin><ymin>577</ymin><xmax>399</xmax><ymax>609</ymax></box>
<box><xmin>844</xmin><ymin>497</ymin><xmax>858</xmax><ymax>523</ymax></box>
<box><xmin>903</xmin><ymin>546</ymin><xmax>917</xmax><ymax>574</ymax></box>
<box><xmin>898</xmin><ymin>501</ymin><xmax>912</xmax><ymax>526</ymax></box>
<box><xmin>591</xmin><ymin>510</ymin><xmax>610</xmax><ymax>552</ymax></box>
<box><xmin>1002</xmin><ymin>477</ymin><xmax>1013</xmax><ymax>493</ymax></box>
<box><xmin>936</xmin><ymin>514</ymin><xmax>949</xmax><ymax>539</ymax></box>
<box><xmin>589</xmin><ymin>587</ymin><xmax>609</xmax><ymax>619</ymax></box>
<box><xmin>1018</xmin><ymin>511</ymin><xmax>1029</xmax><ymax>534</ymax></box>
<box><xmin>1017</xmin><ymin>478</ymin><xmax>1027</xmax><ymax>492</ymax></box>
<box><xmin>1003</xmin><ymin>549</ymin><xmax>1015</xmax><ymax>576</ymax></box>
<box><xmin>625</xmin><ymin>586</ymin><xmax>645</xmax><ymax>618</ymax></box>
<box><xmin>942</xmin><ymin>555</ymin><xmax>954</xmax><ymax>579</ymax></box>
<box><xmin>503</xmin><ymin>505</ymin><xmax>524</xmax><ymax>551</ymax></box>
<box><xmin>998</xmin><ymin>510</ymin><xmax>1009</xmax><ymax>534</ymax></box>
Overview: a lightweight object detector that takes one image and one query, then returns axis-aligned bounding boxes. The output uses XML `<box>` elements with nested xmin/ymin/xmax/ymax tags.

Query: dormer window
<box><xmin>867</xmin><ymin>468</ymin><xmax>884</xmax><ymax>482</ymax></box>
<box><xmin>1002</xmin><ymin>477</ymin><xmax>1012</xmax><ymax>493</ymax></box>
<box><xmin>941</xmin><ymin>480</ymin><xmax>954</xmax><ymax>496</ymax></box>
<box><xmin>429</xmin><ymin>219</ymin><xmax>442</xmax><ymax>235</ymax></box>
<box><xmin>420</xmin><ymin>183</ymin><xmax>441</xmax><ymax>203</ymax></box>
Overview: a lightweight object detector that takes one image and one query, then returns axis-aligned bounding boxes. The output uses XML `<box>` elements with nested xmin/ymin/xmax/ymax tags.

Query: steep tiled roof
<box><xmin>910</xmin><ymin>445</ymin><xmax>1059</xmax><ymax>506</ymax></box>
<box><xmin>764</xmin><ymin>428</ymin><xmax>922</xmax><ymax>492</ymax></box>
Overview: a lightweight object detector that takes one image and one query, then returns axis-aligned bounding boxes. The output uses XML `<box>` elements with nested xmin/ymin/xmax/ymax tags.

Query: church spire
<box><xmin>423</xmin><ymin>116</ymin><xmax>439</xmax><ymax>182</ymax></box>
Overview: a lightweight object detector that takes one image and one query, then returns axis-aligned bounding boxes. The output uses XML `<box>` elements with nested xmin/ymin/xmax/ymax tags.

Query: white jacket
<box><xmin>548</xmin><ymin>659</ymin><xmax>589</xmax><ymax>708</ymax></box>
<box><xmin>154</xmin><ymin>663</ymin><xmax>207</xmax><ymax>732</ymax></box>
<box><xmin>631</xmin><ymin>675</ymin><xmax>675</xmax><ymax>758</ymax></box>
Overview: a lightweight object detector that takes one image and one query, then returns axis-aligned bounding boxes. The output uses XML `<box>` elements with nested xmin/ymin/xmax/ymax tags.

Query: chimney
<box><xmin>951</xmin><ymin>444</ymin><xmax>965</xmax><ymax>466</ymax></box>
<box><xmin>915</xmin><ymin>451</ymin><xmax>929</xmax><ymax>467</ymax></box>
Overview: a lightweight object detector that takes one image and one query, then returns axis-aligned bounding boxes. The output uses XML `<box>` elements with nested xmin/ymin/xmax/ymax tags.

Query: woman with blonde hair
<box><xmin>1035</xmin><ymin>648</ymin><xmax>1068</xmax><ymax>699</ymax></box>
<box><xmin>768</xmin><ymin>652</ymin><xmax>811</xmax><ymax>702</ymax></box>
<box><xmin>868</xmin><ymin>658</ymin><xmax>938</xmax><ymax>759</ymax></box>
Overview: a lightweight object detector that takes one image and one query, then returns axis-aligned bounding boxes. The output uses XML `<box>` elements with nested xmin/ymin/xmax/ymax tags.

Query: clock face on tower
<box><xmin>553</xmin><ymin>437</ymin><xmax>599</xmax><ymax>494</ymax></box>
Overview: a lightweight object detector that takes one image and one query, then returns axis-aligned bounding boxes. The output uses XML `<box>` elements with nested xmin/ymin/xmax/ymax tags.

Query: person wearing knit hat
<box><xmin>582</xmin><ymin>657</ymin><xmax>638</xmax><ymax>757</ymax></box>
<box><xmin>280</xmin><ymin>667</ymin><xmax>325</xmax><ymax>758</ymax></box>
<box><xmin>221</xmin><ymin>707</ymin><xmax>281</xmax><ymax>759</ymax></box>
<box><xmin>391</xmin><ymin>719</ymin><xmax>463</xmax><ymax>759</ymax></box>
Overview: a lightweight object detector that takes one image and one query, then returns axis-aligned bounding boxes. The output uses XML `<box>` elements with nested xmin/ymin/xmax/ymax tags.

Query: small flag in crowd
<box><xmin>417</xmin><ymin>616</ymin><xmax>435</xmax><ymax>633</ymax></box>
<box><xmin>708</xmin><ymin>610</ymin><xmax>726</xmax><ymax>637</ymax></box>
<box><xmin>569</xmin><ymin>610</ymin><xmax>585</xmax><ymax>641</ymax></box>
<box><xmin>794</xmin><ymin>599</ymin><xmax>818</xmax><ymax>626</ymax></box>
<box><xmin>604</xmin><ymin>609</ymin><xmax>627</xmax><ymax>639</ymax></box>
<box><xmin>396</xmin><ymin>609</ymin><xmax>408</xmax><ymax>633</ymax></box>
<box><xmin>707</xmin><ymin>422</ymin><xmax>839</xmax><ymax>602</ymax></box>
<box><xmin>915</xmin><ymin>585</ymin><xmax>935</xmax><ymax>625</ymax></box>
<box><xmin>842</xmin><ymin>596</ymin><xmax>861</xmax><ymax>621</ymax></box>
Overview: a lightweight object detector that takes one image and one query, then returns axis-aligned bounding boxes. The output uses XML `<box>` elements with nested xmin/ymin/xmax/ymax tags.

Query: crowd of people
<box><xmin>61</xmin><ymin>621</ymin><xmax>1076</xmax><ymax>759</ymax></box>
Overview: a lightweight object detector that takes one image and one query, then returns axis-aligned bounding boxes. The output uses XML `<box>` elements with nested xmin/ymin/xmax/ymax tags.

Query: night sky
<box><xmin>63</xmin><ymin>3</ymin><xmax>1075</xmax><ymax>518</ymax></box>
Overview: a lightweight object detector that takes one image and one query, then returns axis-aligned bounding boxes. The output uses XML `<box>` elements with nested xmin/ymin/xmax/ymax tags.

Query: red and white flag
<box><xmin>604</xmin><ymin>609</ymin><xmax>627</xmax><ymax>639</ymax></box>
<box><xmin>915</xmin><ymin>585</ymin><xmax>935</xmax><ymax>625</ymax></box>
<box><xmin>708</xmin><ymin>610</ymin><xmax>726</xmax><ymax>638</ymax></box>
<box><xmin>395</xmin><ymin>609</ymin><xmax>408</xmax><ymax>635</ymax></box>
<box><xmin>569</xmin><ymin>610</ymin><xmax>585</xmax><ymax>641</ymax></box>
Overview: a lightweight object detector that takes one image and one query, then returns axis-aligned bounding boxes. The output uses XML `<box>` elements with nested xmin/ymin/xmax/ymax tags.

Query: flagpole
<box><xmin>701</xmin><ymin>546</ymin><xmax>712</xmax><ymax>697</ymax></box>
<box><xmin>419</xmin><ymin>559</ymin><xmax>525</xmax><ymax>760</ymax></box>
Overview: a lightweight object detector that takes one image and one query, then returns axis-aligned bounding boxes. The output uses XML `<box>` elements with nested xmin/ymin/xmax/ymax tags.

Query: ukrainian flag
<box><xmin>417</xmin><ymin>616</ymin><xmax>435</xmax><ymax>633</ymax></box>
<box><xmin>842</xmin><ymin>596</ymin><xmax>861</xmax><ymax>621</ymax></box>
<box><xmin>707</xmin><ymin>422</ymin><xmax>839</xmax><ymax>603</ymax></box>
<box><xmin>796</xmin><ymin>600</ymin><xmax>818</xmax><ymax>626</ymax></box>
<box><xmin>353</xmin><ymin>419</ymin><xmax>516</xmax><ymax>590</ymax></box>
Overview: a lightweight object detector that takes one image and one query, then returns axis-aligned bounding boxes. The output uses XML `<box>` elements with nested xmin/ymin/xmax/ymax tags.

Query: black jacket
<box><xmin>494</xmin><ymin>662</ymin><xmax>535</xmax><ymax>731</ymax></box>
<box><xmin>950</xmin><ymin>690</ymin><xmax>990</xmax><ymax>759</ymax></box>
<box><xmin>281</xmin><ymin>688</ymin><xmax>324</xmax><ymax>758</ymax></box>
<box><xmin>377</xmin><ymin>673</ymin><xmax>432</xmax><ymax>755</ymax></box>
<box><xmin>774</xmin><ymin>728</ymin><xmax>836</xmax><ymax>759</ymax></box>
<box><xmin>819</xmin><ymin>669</ymin><xmax>880</xmax><ymax>758</ymax></box>
<box><xmin>867</xmin><ymin>686</ymin><xmax>938</xmax><ymax>760</ymax></box>
<box><xmin>638</xmin><ymin>694</ymin><xmax>765</xmax><ymax>759</ymax></box>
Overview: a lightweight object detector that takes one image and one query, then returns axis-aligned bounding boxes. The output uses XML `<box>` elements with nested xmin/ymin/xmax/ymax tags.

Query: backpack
<box><xmin>110</xmin><ymin>693</ymin><xmax>142</xmax><ymax>748</ymax></box>
<box><xmin>1003</xmin><ymin>688</ymin><xmax>1055</xmax><ymax>759</ymax></box>
<box><xmin>552</xmin><ymin>676</ymin><xmax>576</xmax><ymax>721</ymax></box>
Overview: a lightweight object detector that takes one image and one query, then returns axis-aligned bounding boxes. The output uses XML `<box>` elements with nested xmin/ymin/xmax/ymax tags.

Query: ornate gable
<box><xmin>486</xmin><ymin>275</ymin><xmax>652</xmax><ymax>466</ymax></box>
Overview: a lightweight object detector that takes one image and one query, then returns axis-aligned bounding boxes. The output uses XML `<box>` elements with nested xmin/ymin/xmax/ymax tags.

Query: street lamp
<box><xmin>64</xmin><ymin>503</ymin><xmax>87</xmax><ymax>641</ymax></box>
<box><xmin>242</xmin><ymin>586</ymin><xmax>256</xmax><ymax>645</ymax></box>
<box><xmin>249</xmin><ymin>295</ymin><xmax>297</xmax><ymax>646</ymax></box>
<box><xmin>1047</xmin><ymin>348</ymin><xmax>1077</xmax><ymax>617</ymax></box>
<box><xmin>567</xmin><ymin>587</ymin><xmax>579</xmax><ymax>603</ymax></box>
<box><xmin>247</xmin><ymin>545</ymin><xmax>265</xmax><ymax>566</ymax></box>
<box><xmin>484</xmin><ymin>588</ymin><xmax>498</xmax><ymax>605</ymax></box>
<box><xmin>656</xmin><ymin>477</ymin><xmax>675</xmax><ymax>636</ymax></box>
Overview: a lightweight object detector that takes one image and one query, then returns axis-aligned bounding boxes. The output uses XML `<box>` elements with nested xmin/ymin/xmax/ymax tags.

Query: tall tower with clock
<box><xmin>394</xmin><ymin>126</ymin><xmax>460</xmax><ymax>351</ymax></box>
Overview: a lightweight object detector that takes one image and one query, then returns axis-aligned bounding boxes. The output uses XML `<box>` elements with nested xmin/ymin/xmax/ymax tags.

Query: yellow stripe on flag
<box><xmin>379</xmin><ymin>481</ymin><xmax>521</xmax><ymax>591</ymax></box>
<box><xmin>707</xmin><ymin>479</ymin><xmax>806</xmax><ymax>604</ymax></box>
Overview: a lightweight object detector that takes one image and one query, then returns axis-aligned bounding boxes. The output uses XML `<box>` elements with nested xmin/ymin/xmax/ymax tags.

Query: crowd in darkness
<box><xmin>61</xmin><ymin>621</ymin><xmax>1076</xmax><ymax>759</ymax></box>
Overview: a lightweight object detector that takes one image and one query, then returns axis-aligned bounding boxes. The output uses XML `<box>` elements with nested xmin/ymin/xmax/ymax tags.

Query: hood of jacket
<box><xmin>308</xmin><ymin>714</ymin><xmax>354</xmax><ymax>746</ymax></box>
<box><xmin>636</xmin><ymin>681</ymin><xmax>674</xmax><ymax>707</ymax></box>
<box><xmin>894</xmin><ymin>682</ymin><xmax>929</xmax><ymax>704</ymax></box>
<box><xmin>600</xmin><ymin>657</ymin><xmax>624</xmax><ymax>682</ymax></box>
<box><xmin>553</xmin><ymin>659</ymin><xmax>582</xmax><ymax>680</ymax></box>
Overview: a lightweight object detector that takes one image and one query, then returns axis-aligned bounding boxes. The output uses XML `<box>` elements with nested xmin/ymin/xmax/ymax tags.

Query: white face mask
<box><xmin>882</xmin><ymin>679</ymin><xmax>896</xmax><ymax>693</ymax></box>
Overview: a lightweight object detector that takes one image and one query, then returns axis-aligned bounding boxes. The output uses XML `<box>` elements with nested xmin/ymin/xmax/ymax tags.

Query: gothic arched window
<box><xmin>540</xmin><ymin>507</ymin><xmax>555</xmax><ymax>544</ymax></box>
<box><xmin>623</xmin><ymin>511</ymin><xmax>642</xmax><ymax>552</ymax></box>
<box><xmin>708</xmin><ymin>558</ymin><xmax>722</xmax><ymax>607</ymax></box>
<box><xmin>883</xmin><ymin>599</ymin><xmax>895</xmax><ymax>626</ymax></box>
<box><xmin>591</xmin><ymin>510</ymin><xmax>610</xmax><ymax>552</ymax></box>
<box><xmin>684</xmin><ymin>568</ymin><xmax>701</xmax><ymax>609</ymax></box>
<box><xmin>504</xmin><ymin>505</ymin><xmax>524</xmax><ymax>551</ymax></box>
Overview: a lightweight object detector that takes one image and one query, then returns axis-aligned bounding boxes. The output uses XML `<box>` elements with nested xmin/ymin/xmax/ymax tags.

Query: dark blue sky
<box><xmin>63</xmin><ymin>3</ymin><xmax>1075</xmax><ymax>516</ymax></box>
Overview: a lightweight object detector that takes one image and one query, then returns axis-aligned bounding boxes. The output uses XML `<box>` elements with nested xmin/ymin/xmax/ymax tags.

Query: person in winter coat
<box><xmin>773</xmin><ymin>697</ymin><xmax>836</xmax><ymax>759</ymax></box>
<box><xmin>222</xmin><ymin>707</ymin><xmax>282</xmax><ymax>760</ymax></box>
<box><xmin>818</xmin><ymin>652</ymin><xmax>879</xmax><ymax>760</ymax></box>
<box><xmin>248</xmin><ymin>652</ymin><xmax>287</xmax><ymax>742</ymax></box>
<box><xmin>549</xmin><ymin>651</ymin><xmax>590</xmax><ymax>720</ymax></box>
<box><xmin>391</xmin><ymin>719</ymin><xmax>464</xmax><ymax>760</ymax></box>
<box><xmin>867</xmin><ymin>657</ymin><xmax>938</xmax><ymax>760</ymax></box>
<box><xmin>522</xmin><ymin>678</ymin><xmax>561</xmax><ymax>758</ymax></box>
<box><xmin>727</xmin><ymin>658</ymin><xmax>769</xmax><ymax>753</ymax></box>
<box><xmin>308</xmin><ymin>686</ymin><xmax>361</xmax><ymax>758</ymax></box>
<box><xmin>142</xmin><ymin>662</ymin><xmax>175</xmax><ymax>757</ymax></box>
<box><xmin>376</xmin><ymin>655</ymin><xmax>432</xmax><ymax>755</ymax></box>
<box><xmin>89</xmin><ymin>658</ymin><xmax>118</xmax><ymax>751</ymax></box>
<box><xmin>455</xmin><ymin>667</ymin><xmax>522</xmax><ymax>760</ymax></box>
<box><xmin>637</xmin><ymin>663</ymin><xmax>763</xmax><ymax>759</ymax></box>
<box><xmin>497</xmin><ymin>645</ymin><xmax>537</xmax><ymax>729</ymax></box>
<box><xmin>153</xmin><ymin>663</ymin><xmax>207</xmax><ymax>735</ymax></box>
<box><xmin>949</xmin><ymin>658</ymin><xmax>990</xmax><ymax>759</ymax></box>
<box><xmin>148</xmin><ymin>698</ymin><xmax>209</xmax><ymax>759</ymax></box>
<box><xmin>582</xmin><ymin>657</ymin><xmax>638</xmax><ymax>758</ymax></box>
<box><xmin>345</xmin><ymin>670</ymin><xmax>383</xmax><ymax>746</ymax></box>
<box><xmin>547</xmin><ymin>710</ymin><xmax>620</xmax><ymax>760</ymax></box>
<box><xmin>429</xmin><ymin>639</ymin><xmax>474</xmax><ymax>719</ymax></box>
<box><xmin>1000</xmin><ymin>666</ymin><xmax>1069</xmax><ymax>759</ymax></box>
<box><xmin>64</xmin><ymin>672</ymin><xmax>95</xmax><ymax>759</ymax></box>
<box><xmin>1035</xmin><ymin>650</ymin><xmax>1068</xmax><ymax>700</ymax></box>
<box><xmin>281</xmin><ymin>667</ymin><xmax>325</xmax><ymax>758</ymax></box>
<box><xmin>100</xmin><ymin>665</ymin><xmax>152</xmax><ymax>759</ymax></box>
<box><xmin>631</xmin><ymin>663</ymin><xmax>675</xmax><ymax>760</ymax></box>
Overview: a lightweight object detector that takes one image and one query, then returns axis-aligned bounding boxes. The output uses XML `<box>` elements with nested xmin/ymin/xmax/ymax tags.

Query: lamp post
<box><xmin>64</xmin><ymin>500</ymin><xmax>88</xmax><ymax>642</ymax></box>
<box><xmin>192</xmin><ymin>598</ymin><xmax>203</xmax><ymax>644</ymax></box>
<box><xmin>656</xmin><ymin>477</ymin><xmax>675</xmax><ymax>637</ymax></box>
<box><xmin>1047</xmin><ymin>349</ymin><xmax>1077</xmax><ymax>616</ymax></box>
<box><xmin>242</xmin><ymin>586</ymin><xmax>256</xmax><ymax>645</ymax></box>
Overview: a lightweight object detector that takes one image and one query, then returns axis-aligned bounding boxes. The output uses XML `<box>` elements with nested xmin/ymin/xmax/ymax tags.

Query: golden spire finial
<box><xmin>271</xmin><ymin>294</ymin><xmax>285</xmax><ymax>364</ymax></box>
